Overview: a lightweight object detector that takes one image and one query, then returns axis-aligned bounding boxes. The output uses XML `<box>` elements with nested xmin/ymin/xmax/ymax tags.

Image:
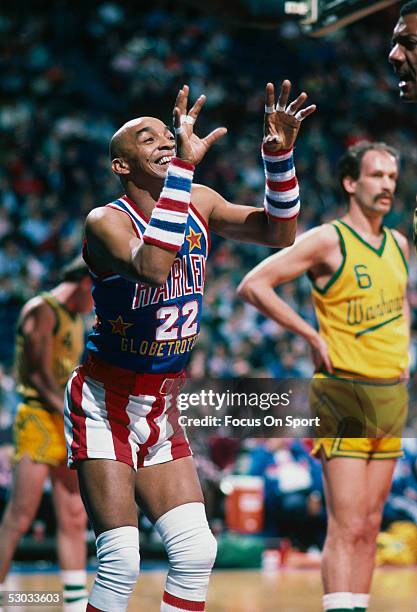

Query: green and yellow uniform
<box><xmin>14</xmin><ymin>293</ymin><xmax>84</xmax><ymax>465</ymax></box>
<box><xmin>310</xmin><ymin>220</ymin><xmax>409</xmax><ymax>460</ymax></box>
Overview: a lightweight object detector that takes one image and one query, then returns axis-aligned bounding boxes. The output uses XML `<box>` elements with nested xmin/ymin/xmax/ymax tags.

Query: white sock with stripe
<box><xmin>323</xmin><ymin>592</ymin><xmax>353</xmax><ymax>611</ymax></box>
<box><xmin>143</xmin><ymin>158</ymin><xmax>195</xmax><ymax>252</ymax></box>
<box><xmin>61</xmin><ymin>570</ymin><xmax>88</xmax><ymax>611</ymax></box>
<box><xmin>352</xmin><ymin>593</ymin><xmax>370</xmax><ymax>610</ymax></box>
<box><xmin>89</xmin><ymin>526</ymin><xmax>140</xmax><ymax>612</ymax></box>
<box><xmin>155</xmin><ymin>503</ymin><xmax>217</xmax><ymax>612</ymax></box>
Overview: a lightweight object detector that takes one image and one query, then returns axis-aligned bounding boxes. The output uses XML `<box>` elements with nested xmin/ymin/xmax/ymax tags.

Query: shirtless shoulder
<box><xmin>307</xmin><ymin>223</ymin><xmax>345</xmax><ymax>283</ymax></box>
<box><xmin>190</xmin><ymin>183</ymin><xmax>220</xmax><ymax>226</ymax></box>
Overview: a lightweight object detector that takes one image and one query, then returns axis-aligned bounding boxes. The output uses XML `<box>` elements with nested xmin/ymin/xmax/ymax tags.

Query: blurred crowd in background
<box><xmin>2</xmin><ymin>0</ymin><xmax>417</xmax><ymax>555</ymax></box>
<box><xmin>1</xmin><ymin>0</ymin><xmax>417</xmax><ymax>374</ymax></box>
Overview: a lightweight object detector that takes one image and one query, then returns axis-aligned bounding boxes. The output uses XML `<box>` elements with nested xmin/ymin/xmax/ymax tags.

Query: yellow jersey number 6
<box><xmin>354</xmin><ymin>264</ymin><xmax>372</xmax><ymax>289</ymax></box>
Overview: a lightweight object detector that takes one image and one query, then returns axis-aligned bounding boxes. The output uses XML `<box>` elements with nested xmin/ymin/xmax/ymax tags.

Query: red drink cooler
<box><xmin>225</xmin><ymin>475</ymin><xmax>264</xmax><ymax>533</ymax></box>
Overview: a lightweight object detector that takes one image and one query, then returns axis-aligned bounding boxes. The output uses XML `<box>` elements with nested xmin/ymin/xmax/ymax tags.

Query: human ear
<box><xmin>111</xmin><ymin>157</ymin><xmax>130</xmax><ymax>175</ymax></box>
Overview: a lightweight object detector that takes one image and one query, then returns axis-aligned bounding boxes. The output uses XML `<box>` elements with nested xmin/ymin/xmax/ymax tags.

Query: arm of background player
<box><xmin>85</xmin><ymin>206</ymin><xmax>178</xmax><ymax>287</ymax></box>
<box><xmin>20</xmin><ymin>301</ymin><xmax>65</xmax><ymax>414</ymax></box>
<box><xmin>237</xmin><ymin>225</ymin><xmax>338</xmax><ymax>372</ymax></box>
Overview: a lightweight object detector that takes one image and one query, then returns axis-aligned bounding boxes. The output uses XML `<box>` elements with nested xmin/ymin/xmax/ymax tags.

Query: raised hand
<box><xmin>173</xmin><ymin>85</ymin><xmax>227</xmax><ymax>165</ymax></box>
<box><xmin>263</xmin><ymin>80</ymin><xmax>316</xmax><ymax>153</ymax></box>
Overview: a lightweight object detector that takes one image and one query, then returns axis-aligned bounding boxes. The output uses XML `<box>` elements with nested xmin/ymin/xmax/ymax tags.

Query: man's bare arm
<box><xmin>20</xmin><ymin>301</ymin><xmax>65</xmax><ymax>414</ymax></box>
<box><xmin>202</xmin><ymin>81</ymin><xmax>316</xmax><ymax>247</ymax></box>
<box><xmin>237</xmin><ymin>225</ymin><xmax>340</xmax><ymax>371</ymax></box>
<box><xmin>196</xmin><ymin>184</ymin><xmax>296</xmax><ymax>246</ymax></box>
<box><xmin>85</xmin><ymin>207</ymin><xmax>177</xmax><ymax>286</ymax></box>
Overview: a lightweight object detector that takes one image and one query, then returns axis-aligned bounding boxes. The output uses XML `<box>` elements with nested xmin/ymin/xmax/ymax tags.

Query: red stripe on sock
<box><xmin>86</xmin><ymin>604</ymin><xmax>104</xmax><ymax>612</ymax></box>
<box><xmin>170</xmin><ymin>158</ymin><xmax>195</xmax><ymax>171</ymax></box>
<box><xmin>142</xmin><ymin>235</ymin><xmax>180</xmax><ymax>251</ymax></box>
<box><xmin>266</xmin><ymin>177</ymin><xmax>298</xmax><ymax>192</ymax></box>
<box><xmin>163</xmin><ymin>590</ymin><xmax>205</xmax><ymax>611</ymax></box>
<box><xmin>261</xmin><ymin>145</ymin><xmax>293</xmax><ymax>157</ymax></box>
<box><xmin>266</xmin><ymin>211</ymin><xmax>300</xmax><ymax>222</ymax></box>
<box><xmin>158</xmin><ymin>198</ymin><xmax>189</xmax><ymax>213</ymax></box>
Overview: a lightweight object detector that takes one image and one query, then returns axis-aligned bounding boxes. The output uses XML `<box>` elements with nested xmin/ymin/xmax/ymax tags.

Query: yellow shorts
<box><xmin>13</xmin><ymin>402</ymin><xmax>67</xmax><ymax>466</ymax></box>
<box><xmin>312</xmin><ymin>436</ymin><xmax>403</xmax><ymax>460</ymax></box>
<box><xmin>310</xmin><ymin>373</ymin><xmax>407</xmax><ymax>460</ymax></box>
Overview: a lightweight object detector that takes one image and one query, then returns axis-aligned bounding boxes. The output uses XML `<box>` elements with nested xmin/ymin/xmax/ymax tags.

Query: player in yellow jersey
<box><xmin>238</xmin><ymin>142</ymin><xmax>409</xmax><ymax>612</ymax></box>
<box><xmin>0</xmin><ymin>257</ymin><xmax>93</xmax><ymax>612</ymax></box>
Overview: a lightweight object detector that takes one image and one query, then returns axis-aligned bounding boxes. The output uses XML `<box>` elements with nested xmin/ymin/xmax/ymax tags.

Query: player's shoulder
<box><xmin>22</xmin><ymin>294</ymin><xmax>50</xmax><ymax>314</ymax></box>
<box><xmin>191</xmin><ymin>182</ymin><xmax>221</xmax><ymax>203</ymax></box>
<box><xmin>85</xmin><ymin>204</ymin><xmax>132</xmax><ymax>233</ymax></box>
<box><xmin>86</xmin><ymin>205</ymin><xmax>118</xmax><ymax>224</ymax></box>
<box><xmin>296</xmin><ymin>222</ymin><xmax>340</xmax><ymax>250</ymax></box>
<box><xmin>19</xmin><ymin>294</ymin><xmax>56</xmax><ymax>330</ymax></box>
<box><xmin>389</xmin><ymin>227</ymin><xmax>409</xmax><ymax>260</ymax></box>
<box><xmin>190</xmin><ymin>183</ymin><xmax>217</xmax><ymax>221</ymax></box>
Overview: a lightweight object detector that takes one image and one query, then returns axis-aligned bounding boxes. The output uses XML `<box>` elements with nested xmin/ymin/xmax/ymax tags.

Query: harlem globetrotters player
<box><xmin>64</xmin><ymin>81</ymin><xmax>316</xmax><ymax>612</ymax></box>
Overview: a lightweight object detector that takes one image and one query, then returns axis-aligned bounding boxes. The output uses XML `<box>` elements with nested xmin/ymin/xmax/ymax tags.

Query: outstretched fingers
<box><xmin>188</xmin><ymin>94</ymin><xmax>206</xmax><ymax>123</ymax></box>
<box><xmin>286</xmin><ymin>92</ymin><xmax>308</xmax><ymax>115</ymax></box>
<box><xmin>174</xmin><ymin>85</ymin><xmax>189</xmax><ymax>117</ymax></box>
<box><xmin>173</xmin><ymin>105</ymin><xmax>187</xmax><ymax>144</ymax></box>
<box><xmin>202</xmin><ymin>127</ymin><xmax>228</xmax><ymax>149</ymax></box>
<box><xmin>173</xmin><ymin>106</ymin><xmax>183</xmax><ymax>132</ymax></box>
<box><xmin>265</xmin><ymin>82</ymin><xmax>275</xmax><ymax>113</ymax></box>
<box><xmin>295</xmin><ymin>104</ymin><xmax>316</xmax><ymax>121</ymax></box>
<box><xmin>277</xmin><ymin>83</ymin><xmax>317</xmax><ymax>121</ymax></box>
<box><xmin>276</xmin><ymin>79</ymin><xmax>291</xmax><ymax>111</ymax></box>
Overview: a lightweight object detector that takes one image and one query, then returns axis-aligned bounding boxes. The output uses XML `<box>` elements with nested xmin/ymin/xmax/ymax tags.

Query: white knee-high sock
<box><xmin>89</xmin><ymin>526</ymin><xmax>140</xmax><ymax>612</ymax></box>
<box><xmin>352</xmin><ymin>593</ymin><xmax>369</xmax><ymax>611</ymax></box>
<box><xmin>61</xmin><ymin>569</ymin><xmax>88</xmax><ymax>612</ymax></box>
<box><xmin>323</xmin><ymin>592</ymin><xmax>353</xmax><ymax>611</ymax></box>
<box><xmin>155</xmin><ymin>503</ymin><xmax>217</xmax><ymax>612</ymax></box>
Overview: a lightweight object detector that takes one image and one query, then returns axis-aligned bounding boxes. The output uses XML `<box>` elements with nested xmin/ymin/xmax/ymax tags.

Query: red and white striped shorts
<box><xmin>64</xmin><ymin>353</ymin><xmax>191</xmax><ymax>470</ymax></box>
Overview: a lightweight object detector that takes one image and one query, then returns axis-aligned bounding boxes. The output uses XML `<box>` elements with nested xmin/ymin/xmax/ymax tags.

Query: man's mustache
<box><xmin>374</xmin><ymin>192</ymin><xmax>393</xmax><ymax>203</ymax></box>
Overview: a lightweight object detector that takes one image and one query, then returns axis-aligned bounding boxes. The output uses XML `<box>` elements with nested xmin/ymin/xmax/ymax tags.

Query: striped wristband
<box><xmin>143</xmin><ymin>157</ymin><xmax>195</xmax><ymax>251</ymax></box>
<box><xmin>262</xmin><ymin>145</ymin><xmax>300</xmax><ymax>220</ymax></box>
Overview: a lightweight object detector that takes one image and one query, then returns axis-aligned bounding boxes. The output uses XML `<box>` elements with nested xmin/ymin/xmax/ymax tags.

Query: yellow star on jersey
<box><xmin>108</xmin><ymin>315</ymin><xmax>134</xmax><ymax>337</ymax></box>
<box><xmin>186</xmin><ymin>227</ymin><xmax>202</xmax><ymax>252</ymax></box>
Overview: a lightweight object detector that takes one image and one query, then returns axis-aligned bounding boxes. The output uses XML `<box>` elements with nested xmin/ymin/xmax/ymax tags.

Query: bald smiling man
<box><xmin>63</xmin><ymin>82</ymin><xmax>315</xmax><ymax>612</ymax></box>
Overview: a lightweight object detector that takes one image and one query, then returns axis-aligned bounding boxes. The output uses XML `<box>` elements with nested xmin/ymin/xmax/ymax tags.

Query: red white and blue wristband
<box><xmin>262</xmin><ymin>145</ymin><xmax>300</xmax><ymax>221</ymax></box>
<box><xmin>143</xmin><ymin>157</ymin><xmax>195</xmax><ymax>252</ymax></box>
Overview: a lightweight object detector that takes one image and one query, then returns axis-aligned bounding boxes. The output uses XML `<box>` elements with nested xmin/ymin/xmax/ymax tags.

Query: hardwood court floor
<box><xmin>6</xmin><ymin>568</ymin><xmax>417</xmax><ymax>611</ymax></box>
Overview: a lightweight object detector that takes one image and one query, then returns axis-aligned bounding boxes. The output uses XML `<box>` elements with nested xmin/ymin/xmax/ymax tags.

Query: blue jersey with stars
<box><xmin>85</xmin><ymin>195</ymin><xmax>210</xmax><ymax>373</ymax></box>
